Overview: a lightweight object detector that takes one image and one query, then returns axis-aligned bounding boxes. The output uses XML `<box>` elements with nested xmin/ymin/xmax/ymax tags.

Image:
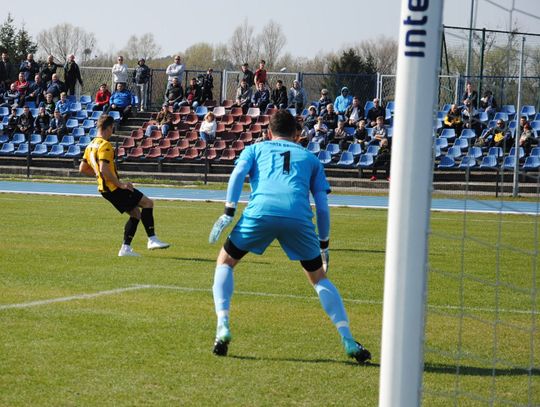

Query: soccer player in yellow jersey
<box><xmin>79</xmin><ymin>115</ymin><xmax>169</xmax><ymax>256</ymax></box>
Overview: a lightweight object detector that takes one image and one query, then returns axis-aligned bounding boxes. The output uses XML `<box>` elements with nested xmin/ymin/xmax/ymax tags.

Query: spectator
<box><xmin>322</xmin><ymin>103</ymin><xmax>338</xmax><ymax>138</ymax></box>
<box><xmin>145</xmin><ymin>103</ymin><xmax>173</xmax><ymax>137</ymax></box>
<box><xmin>133</xmin><ymin>58</ymin><xmax>150</xmax><ymax>111</ymax></box>
<box><xmin>301</xmin><ymin>106</ymin><xmax>318</xmax><ymax>141</ymax></box>
<box><xmin>371</xmin><ymin>116</ymin><xmax>388</xmax><ymax>145</ymax></box>
<box><xmin>164</xmin><ymin>77</ymin><xmax>184</xmax><ymax>111</ymax></box>
<box><xmin>47</xmin><ymin>109</ymin><xmax>68</xmax><ymax>137</ymax></box>
<box><xmin>519</xmin><ymin>122</ymin><xmax>537</xmax><ymax>155</ymax></box>
<box><xmin>93</xmin><ymin>83</ymin><xmax>111</xmax><ymax>111</ymax></box>
<box><xmin>234</xmin><ymin>78</ymin><xmax>252</xmax><ymax>114</ymax></box>
<box><xmin>46</xmin><ymin>73</ymin><xmax>65</xmax><ymax>100</ymax></box>
<box><xmin>344</xmin><ymin>96</ymin><xmax>364</xmax><ymax>127</ymax></box>
<box><xmin>518</xmin><ymin>115</ymin><xmax>529</xmax><ymax>134</ymax></box>
<box><xmin>19</xmin><ymin>53</ymin><xmax>40</xmax><ymax>83</ymax></box>
<box><xmin>443</xmin><ymin>103</ymin><xmax>463</xmax><ymax>135</ymax></box>
<box><xmin>318</xmin><ymin>88</ymin><xmax>331</xmax><ymax>116</ymax></box>
<box><xmin>0</xmin><ymin>54</ymin><xmax>6</xmax><ymax>91</ymax></box>
<box><xmin>14</xmin><ymin>72</ymin><xmax>30</xmax><ymax>102</ymax></box>
<box><xmin>354</xmin><ymin>119</ymin><xmax>369</xmax><ymax>148</ymax></box>
<box><xmin>461</xmin><ymin>82</ymin><xmax>478</xmax><ymax>109</ymax></box>
<box><xmin>166</xmin><ymin>55</ymin><xmax>185</xmax><ymax>85</ymax></box>
<box><xmin>33</xmin><ymin>106</ymin><xmax>51</xmax><ymax>136</ymax></box>
<box><xmin>334</xmin><ymin>87</ymin><xmax>353</xmax><ymax>116</ymax></box>
<box><xmin>254</xmin><ymin>59</ymin><xmax>267</xmax><ymax>87</ymax></box>
<box><xmin>64</xmin><ymin>54</ymin><xmax>83</xmax><ymax>96</ymax></box>
<box><xmin>39</xmin><ymin>92</ymin><xmax>56</xmax><ymax>115</ymax></box>
<box><xmin>462</xmin><ymin>98</ymin><xmax>481</xmax><ymax>136</ymax></box>
<box><xmin>1</xmin><ymin>83</ymin><xmax>20</xmax><ymax>109</ymax></box>
<box><xmin>40</xmin><ymin>55</ymin><xmax>59</xmax><ymax>84</ymax></box>
<box><xmin>26</xmin><ymin>74</ymin><xmax>46</xmax><ymax>106</ymax></box>
<box><xmin>366</xmin><ymin>98</ymin><xmax>385</xmax><ymax>127</ymax></box>
<box><xmin>5</xmin><ymin>107</ymin><xmax>18</xmax><ymax>135</ymax></box>
<box><xmin>200</xmin><ymin>68</ymin><xmax>214</xmax><ymax>102</ymax></box>
<box><xmin>16</xmin><ymin>105</ymin><xmax>34</xmax><ymax>135</ymax></box>
<box><xmin>1</xmin><ymin>52</ymin><xmax>18</xmax><ymax>89</ymax></box>
<box><xmin>333</xmin><ymin>120</ymin><xmax>352</xmax><ymax>150</ymax></box>
<box><xmin>55</xmin><ymin>92</ymin><xmax>71</xmax><ymax>121</ymax></box>
<box><xmin>312</xmin><ymin>116</ymin><xmax>329</xmax><ymax>145</ymax></box>
<box><xmin>479</xmin><ymin>90</ymin><xmax>497</xmax><ymax>118</ymax></box>
<box><xmin>476</xmin><ymin>119</ymin><xmax>510</xmax><ymax>150</ymax></box>
<box><xmin>240</xmin><ymin>63</ymin><xmax>254</xmax><ymax>87</ymax></box>
<box><xmin>295</xmin><ymin>121</ymin><xmax>308</xmax><ymax>147</ymax></box>
<box><xmin>200</xmin><ymin>112</ymin><xmax>217</xmax><ymax>143</ymax></box>
<box><xmin>288</xmin><ymin>80</ymin><xmax>307</xmax><ymax>114</ymax></box>
<box><xmin>271</xmin><ymin>80</ymin><xmax>288</xmax><ymax>109</ymax></box>
<box><xmin>251</xmin><ymin>81</ymin><xmax>270</xmax><ymax>113</ymax></box>
<box><xmin>109</xmin><ymin>82</ymin><xmax>133</xmax><ymax>124</ymax></box>
<box><xmin>179</xmin><ymin>77</ymin><xmax>202</xmax><ymax>109</ymax></box>
<box><xmin>112</xmin><ymin>55</ymin><xmax>128</xmax><ymax>86</ymax></box>
<box><xmin>370</xmin><ymin>138</ymin><xmax>391</xmax><ymax>181</ymax></box>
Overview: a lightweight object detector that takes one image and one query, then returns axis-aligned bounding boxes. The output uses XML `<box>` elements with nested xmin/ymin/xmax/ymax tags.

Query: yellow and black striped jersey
<box><xmin>82</xmin><ymin>137</ymin><xmax>118</xmax><ymax>193</ymax></box>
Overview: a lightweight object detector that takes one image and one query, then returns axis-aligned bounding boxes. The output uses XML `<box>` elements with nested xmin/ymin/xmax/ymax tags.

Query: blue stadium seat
<box><xmin>326</xmin><ymin>143</ymin><xmax>340</xmax><ymax>156</ymax></box>
<box><xmin>501</xmin><ymin>155</ymin><xmax>517</xmax><ymax>170</ymax></box>
<box><xmin>459</xmin><ymin>156</ymin><xmax>476</xmax><ymax>169</ymax></box>
<box><xmin>386</xmin><ymin>101</ymin><xmax>395</xmax><ymax>113</ymax></box>
<box><xmin>479</xmin><ymin>155</ymin><xmax>498</xmax><ymax>169</ymax></box>
<box><xmin>0</xmin><ymin>134</ymin><xmax>8</xmax><ymax>143</ymax></box>
<box><xmin>59</xmin><ymin>135</ymin><xmax>75</xmax><ymax>147</ymax></box>
<box><xmin>460</xmin><ymin>129</ymin><xmax>476</xmax><ymax>140</ymax></box>
<box><xmin>434</xmin><ymin>146</ymin><xmax>442</xmax><ymax>159</ymax></box>
<box><xmin>386</xmin><ymin>127</ymin><xmax>393</xmax><ymax>138</ymax></box>
<box><xmin>131</xmin><ymin>95</ymin><xmax>139</xmax><ymax>106</ymax></box>
<box><xmin>477</xmin><ymin>111</ymin><xmax>488</xmax><ymax>123</ymax></box>
<box><xmin>66</xmin><ymin>95</ymin><xmax>77</xmax><ymax>103</ymax></box>
<box><xmin>11</xmin><ymin>133</ymin><xmax>26</xmax><ymax>145</ymax></box>
<box><xmin>89</xmin><ymin>111</ymin><xmax>103</xmax><ymax>121</ymax></box>
<box><xmin>366</xmin><ymin>127</ymin><xmax>374</xmax><ymax>139</ymax></box>
<box><xmin>493</xmin><ymin>112</ymin><xmax>509</xmax><ymax>122</ymax></box>
<box><xmin>82</xmin><ymin>119</ymin><xmax>95</xmax><ymax>131</ymax></box>
<box><xmin>535</xmin><ymin>113</ymin><xmax>540</xmax><ymax>121</ymax></box>
<box><xmin>441</xmin><ymin>103</ymin><xmax>451</xmax><ymax>112</ymax></box>
<box><xmin>307</xmin><ymin>142</ymin><xmax>320</xmax><ymax>154</ymax></box>
<box><xmin>453</xmin><ymin>137</ymin><xmax>469</xmax><ymax>151</ymax></box>
<box><xmin>0</xmin><ymin>142</ymin><xmax>15</xmax><ymax>155</ymax></box>
<box><xmin>71</xmin><ymin>127</ymin><xmax>85</xmax><ymax>138</ymax></box>
<box><xmin>31</xmin><ymin>143</ymin><xmax>48</xmax><ymax>157</ymax></box>
<box><xmin>13</xmin><ymin>142</ymin><xmax>29</xmax><ymax>156</ymax></box>
<box><xmin>347</xmin><ymin>143</ymin><xmax>362</xmax><ymax>157</ymax></box>
<box><xmin>467</xmin><ymin>146</ymin><xmax>483</xmax><ymax>159</ymax></box>
<box><xmin>436</xmin><ymin>111</ymin><xmax>445</xmax><ymax>120</ymax></box>
<box><xmin>30</xmin><ymin>108</ymin><xmax>39</xmax><ymax>117</ymax></box>
<box><xmin>523</xmin><ymin>156</ymin><xmax>540</xmax><ymax>170</ymax></box>
<box><xmin>530</xmin><ymin>121</ymin><xmax>540</xmax><ymax>132</ymax></box>
<box><xmin>501</xmin><ymin>105</ymin><xmax>516</xmax><ymax>118</ymax></box>
<box><xmin>108</xmin><ymin>110</ymin><xmax>121</xmax><ymax>121</ymax></box>
<box><xmin>336</xmin><ymin>151</ymin><xmax>354</xmax><ymax>167</ymax></box>
<box><xmin>508</xmin><ymin>120</ymin><xmax>517</xmax><ymax>131</ymax></box>
<box><xmin>364</xmin><ymin>101</ymin><xmax>374</xmax><ymax>117</ymax></box>
<box><xmin>88</xmin><ymin>128</ymin><xmax>97</xmax><ymax>137</ymax></box>
<box><xmin>487</xmin><ymin>120</ymin><xmax>497</xmax><ymax>129</ymax></box>
<box><xmin>508</xmin><ymin>147</ymin><xmax>525</xmax><ymax>159</ymax></box>
<box><xmin>69</xmin><ymin>102</ymin><xmax>82</xmax><ymax>113</ymax></box>
<box><xmin>29</xmin><ymin>134</ymin><xmax>42</xmax><ymax>145</ymax></box>
<box><xmin>0</xmin><ymin>106</ymin><xmax>9</xmax><ymax>117</ymax></box>
<box><xmin>318</xmin><ymin>150</ymin><xmax>332</xmax><ymax>165</ymax></box>
<box><xmin>73</xmin><ymin>110</ymin><xmax>88</xmax><ymax>121</ymax></box>
<box><xmin>43</xmin><ymin>134</ymin><xmax>59</xmax><ymax>146</ymax></box>
<box><xmin>530</xmin><ymin>147</ymin><xmax>540</xmax><ymax>157</ymax></box>
<box><xmin>64</xmin><ymin>145</ymin><xmax>81</xmax><ymax>158</ymax></box>
<box><xmin>438</xmin><ymin>155</ymin><xmax>456</xmax><ymax>169</ymax></box>
<box><xmin>344</xmin><ymin>126</ymin><xmax>355</xmax><ymax>136</ymax></box>
<box><xmin>366</xmin><ymin>145</ymin><xmax>379</xmax><ymax>156</ymax></box>
<box><xmin>25</xmin><ymin>101</ymin><xmax>36</xmax><ymax>109</ymax></box>
<box><xmin>447</xmin><ymin>146</ymin><xmax>462</xmax><ymax>159</ymax></box>
<box><xmin>195</xmin><ymin>106</ymin><xmax>208</xmax><ymax>119</ymax></box>
<box><xmin>488</xmin><ymin>147</ymin><xmax>503</xmax><ymax>158</ymax></box>
<box><xmin>77</xmin><ymin>136</ymin><xmax>91</xmax><ymax>149</ymax></box>
<box><xmin>521</xmin><ymin>105</ymin><xmax>536</xmax><ymax>119</ymax></box>
<box><xmin>440</xmin><ymin>128</ymin><xmax>456</xmax><ymax>140</ymax></box>
<box><xmin>357</xmin><ymin>153</ymin><xmax>374</xmax><ymax>168</ymax></box>
<box><xmin>46</xmin><ymin>145</ymin><xmax>64</xmax><ymax>157</ymax></box>
<box><xmin>66</xmin><ymin>119</ymin><xmax>79</xmax><ymax>130</ymax></box>
<box><xmin>15</xmin><ymin>108</ymin><xmax>23</xmax><ymax>116</ymax></box>
<box><xmin>79</xmin><ymin>95</ymin><xmax>92</xmax><ymax>106</ymax></box>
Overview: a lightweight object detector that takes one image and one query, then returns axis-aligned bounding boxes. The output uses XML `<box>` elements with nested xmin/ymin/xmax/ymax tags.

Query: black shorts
<box><xmin>101</xmin><ymin>188</ymin><xmax>144</xmax><ymax>213</ymax></box>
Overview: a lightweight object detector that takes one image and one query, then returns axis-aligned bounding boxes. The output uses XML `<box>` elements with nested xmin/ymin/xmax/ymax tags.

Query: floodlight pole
<box><xmin>512</xmin><ymin>36</ymin><xmax>525</xmax><ymax>198</ymax></box>
<box><xmin>378</xmin><ymin>2</ymin><xmax>443</xmax><ymax>407</ymax></box>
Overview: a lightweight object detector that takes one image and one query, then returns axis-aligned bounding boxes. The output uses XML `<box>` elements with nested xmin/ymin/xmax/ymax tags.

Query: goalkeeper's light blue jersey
<box><xmin>237</xmin><ymin>139</ymin><xmax>330</xmax><ymax>221</ymax></box>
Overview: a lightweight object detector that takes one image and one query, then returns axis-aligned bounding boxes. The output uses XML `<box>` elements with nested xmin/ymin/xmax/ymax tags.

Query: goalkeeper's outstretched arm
<box><xmin>313</xmin><ymin>190</ymin><xmax>330</xmax><ymax>272</ymax></box>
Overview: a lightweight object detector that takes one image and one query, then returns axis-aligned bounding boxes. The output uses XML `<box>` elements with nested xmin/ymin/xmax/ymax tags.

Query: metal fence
<box><xmin>221</xmin><ymin>70</ymin><xmax>298</xmax><ymax>101</ymax></box>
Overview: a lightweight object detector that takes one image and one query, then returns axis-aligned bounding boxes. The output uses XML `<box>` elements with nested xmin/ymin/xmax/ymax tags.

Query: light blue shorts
<box><xmin>229</xmin><ymin>215</ymin><xmax>320</xmax><ymax>261</ymax></box>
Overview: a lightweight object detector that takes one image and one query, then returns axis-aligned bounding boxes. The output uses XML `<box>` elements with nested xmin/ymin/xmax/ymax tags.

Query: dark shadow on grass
<box><xmin>229</xmin><ymin>354</ymin><xmax>380</xmax><ymax>367</ymax></box>
<box><xmin>171</xmin><ymin>257</ymin><xmax>272</xmax><ymax>265</ymax></box>
<box><xmin>331</xmin><ymin>248</ymin><xmax>385</xmax><ymax>254</ymax></box>
<box><xmin>424</xmin><ymin>363</ymin><xmax>539</xmax><ymax>377</ymax></box>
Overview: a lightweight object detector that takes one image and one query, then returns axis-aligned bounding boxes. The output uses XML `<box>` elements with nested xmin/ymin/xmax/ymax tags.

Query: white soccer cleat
<box><xmin>118</xmin><ymin>244</ymin><xmax>140</xmax><ymax>257</ymax></box>
<box><xmin>147</xmin><ymin>236</ymin><xmax>170</xmax><ymax>250</ymax></box>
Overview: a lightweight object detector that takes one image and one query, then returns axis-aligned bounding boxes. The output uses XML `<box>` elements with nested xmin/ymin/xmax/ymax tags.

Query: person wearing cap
<box><xmin>366</xmin><ymin>98</ymin><xmax>385</xmax><ymax>127</ymax></box>
<box><xmin>318</xmin><ymin>88</ymin><xmax>331</xmax><ymax>116</ymax></box>
<box><xmin>334</xmin><ymin>87</ymin><xmax>353</xmax><ymax>117</ymax></box>
<box><xmin>133</xmin><ymin>58</ymin><xmax>150</xmax><ymax>111</ymax></box>
<box><xmin>112</xmin><ymin>55</ymin><xmax>128</xmax><ymax>86</ymax></box>
<box><xmin>145</xmin><ymin>103</ymin><xmax>173</xmax><ymax>137</ymax></box>
<box><xmin>288</xmin><ymin>80</ymin><xmax>307</xmax><ymax>115</ymax></box>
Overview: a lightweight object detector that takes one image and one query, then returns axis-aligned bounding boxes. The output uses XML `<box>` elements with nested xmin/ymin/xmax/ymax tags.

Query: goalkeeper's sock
<box><xmin>123</xmin><ymin>217</ymin><xmax>140</xmax><ymax>245</ymax></box>
<box><xmin>141</xmin><ymin>208</ymin><xmax>155</xmax><ymax>237</ymax></box>
<box><xmin>212</xmin><ymin>264</ymin><xmax>234</xmax><ymax>326</ymax></box>
<box><xmin>314</xmin><ymin>278</ymin><xmax>353</xmax><ymax>339</ymax></box>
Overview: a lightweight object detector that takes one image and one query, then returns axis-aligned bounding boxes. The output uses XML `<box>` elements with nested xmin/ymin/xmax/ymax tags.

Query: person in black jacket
<box><xmin>133</xmin><ymin>58</ymin><xmax>150</xmax><ymax>111</ymax></box>
<box><xmin>271</xmin><ymin>80</ymin><xmax>288</xmax><ymax>109</ymax></box>
<box><xmin>19</xmin><ymin>54</ymin><xmax>40</xmax><ymax>82</ymax></box>
<box><xmin>200</xmin><ymin>68</ymin><xmax>214</xmax><ymax>102</ymax></box>
<box><xmin>64</xmin><ymin>54</ymin><xmax>83</xmax><ymax>96</ymax></box>
<box><xmin>371</xmin><ymin>138</ymin><xmax>391</xmax><ymax>181</ymax></box>
<box><xmin>240</xmin><ymin>63</ymin><xmax>254</xmax><ymax>88</ymax></box>
<box><xmin>34</xmin><ymin>106</ymin><xmax>51</xmax><ymax>136</ymax></box>
<box><xmin>366</xmin><ymin>98</ymin><xmax>385</xmax><ymax>127</ymax></box>
<box><xmin>1</xmin><ymin>52</ymin><xmax>18</xmax><ymax>89</ymax></box>
<box><xmin>40</xmin><ymin>55</ymin><xmax>59</xmax><ymax>84</ymax></box>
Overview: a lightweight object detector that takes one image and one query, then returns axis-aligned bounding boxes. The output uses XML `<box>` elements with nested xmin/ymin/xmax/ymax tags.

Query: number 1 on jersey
<box><xmin>280</xmin><ymin>151</ymin><xmax>291</xmax><ymax>174</ymax></box>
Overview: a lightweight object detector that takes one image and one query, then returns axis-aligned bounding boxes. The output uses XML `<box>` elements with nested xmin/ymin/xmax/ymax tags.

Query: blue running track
<box><xmin>0</xmin><ymin>181</ymin><xmax>538</xmax><ymax>215</ymax></box>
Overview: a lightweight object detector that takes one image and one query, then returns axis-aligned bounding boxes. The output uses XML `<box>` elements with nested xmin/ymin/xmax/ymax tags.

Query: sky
<box><xmin>4</xmin><ymin>0</ymin><xmax>540</xmax><ymax>60</ymax></box>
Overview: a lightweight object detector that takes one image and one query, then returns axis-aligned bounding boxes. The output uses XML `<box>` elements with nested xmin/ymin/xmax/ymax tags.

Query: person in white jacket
<box><xmin>112</xmin><ymin>56</ymin><xmax>128</xmax><ymax>86</ymax></box>
<box><xmin>199</xmin><ymin>112</ymin><xmax>217</xmax><ymax>143</ymax></box>
<box><xmin>166</xmin><ymin>55</ymin><xmax>185</xmax><ymax>85</ymax></box>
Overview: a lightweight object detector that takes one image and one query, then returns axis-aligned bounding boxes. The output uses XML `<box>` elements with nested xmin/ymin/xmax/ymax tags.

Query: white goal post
<box><xmin>379</xmin><ymin>1</ymin><xmax>444</xmax><ymax>407</ymax></box>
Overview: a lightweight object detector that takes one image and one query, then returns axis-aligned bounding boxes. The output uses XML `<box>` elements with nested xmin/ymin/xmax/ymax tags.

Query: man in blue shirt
<box><xmin>209</xmin><ymin>110</ymin><xmax>371</xmax><ymax>363</ymax></box>
<box><xmin>109</xmin><ymin>82</ymin><xmax>133</xmax><ymax>124</ymax></box>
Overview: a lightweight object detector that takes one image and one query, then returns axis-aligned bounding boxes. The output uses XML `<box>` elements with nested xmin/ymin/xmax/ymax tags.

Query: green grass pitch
<box><xmin>0</xmin><ymin>192</ymin><xmax>538</xmax><ymax>406</ymax></box>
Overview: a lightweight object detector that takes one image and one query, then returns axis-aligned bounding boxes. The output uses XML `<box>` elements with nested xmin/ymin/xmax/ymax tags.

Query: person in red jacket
<box><xmin>93</xmin><ymin>83</ymin><xmax>111</xmax><ymax>111</ymax></box>
<box><xmin>254</xmin><ymin>59</ymin><xmax>267</xmax><ymax>87</ymax></box>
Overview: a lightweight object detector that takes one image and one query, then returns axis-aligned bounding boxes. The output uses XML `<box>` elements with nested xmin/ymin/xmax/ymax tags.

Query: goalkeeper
<box><xmin>208</xmin><ymin>110</ymin><xmax>371</xmax><ymax>363</ymax></box>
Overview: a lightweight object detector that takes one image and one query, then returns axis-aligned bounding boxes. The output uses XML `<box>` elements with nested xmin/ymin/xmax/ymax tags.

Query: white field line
<box><xmin>1</xmin><ymin>283</ymin><xmax>536</xmax><ymax>316</ymax></box>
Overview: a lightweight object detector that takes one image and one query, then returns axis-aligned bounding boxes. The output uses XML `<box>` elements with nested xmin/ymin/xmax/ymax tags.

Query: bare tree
<box><xmin>121</xmin><ymin>33</ymin><xmax>161</xmax><ymax>61</ymax></box>
<box><xmin>228</xmin><ymin>18</ymin><xmax>257</xmax><ymax>66</ymax></box>
<box><xmin>37</xmin><ymin>24</ymin><xmax>96</xmax><ymax>63</ymax></box>
<box><xmin>184</xmin><ymin>42</ymin><xmax>214</xmax><ymax>70</ymax></box>
<box><xmin>259</xmin><ymin>20</ymin><xmax>286</xmax><ymax>69</ymax></box>
<box><xmin>355</xmin><ymin>37</ymin><xmax>398</xmax><ymax>74</ymax></box>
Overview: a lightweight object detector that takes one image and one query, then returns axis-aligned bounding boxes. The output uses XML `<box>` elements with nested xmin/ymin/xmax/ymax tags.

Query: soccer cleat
<box><xmin>118</xmin><ymin>244</ymin><xmax>140</xmax><ymax>257</ymax></box>
<box><xmin>213</xmin><ymin>322</ymin><xmax>232</xmax><ymax>356</ymax></box>
<box><xmin>343</xmin><ymin>337</ymin><xmax>371</xmax><ymax>364</ymax></box>
<box><xmin>147</xmin><ymin>236</ymin><xmax>170</xmax><ymax>250</ymax></box>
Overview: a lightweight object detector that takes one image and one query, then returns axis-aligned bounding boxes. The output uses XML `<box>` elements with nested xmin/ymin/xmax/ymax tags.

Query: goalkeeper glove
<box><xmin>209</xmin><ymin>205</ymin><xmax>235</xmax><ymax>244</ymax></box>
<box><xmin>320</xmin><ymin>239</ymin><xmax>329</xmax><ymax>273</ymax></box>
